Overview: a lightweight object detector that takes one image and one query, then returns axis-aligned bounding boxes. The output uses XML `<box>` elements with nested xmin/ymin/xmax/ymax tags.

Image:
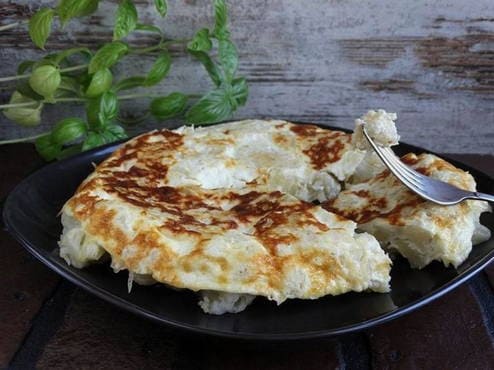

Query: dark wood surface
<box><xmin>1</xmin><ymin>144</ymin><xmax>493</xmax><ymax>369</ymax></box>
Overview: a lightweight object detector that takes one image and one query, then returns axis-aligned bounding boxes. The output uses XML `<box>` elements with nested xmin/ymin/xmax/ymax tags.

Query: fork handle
<box><xmin>469</xmin><ymin>192</ymin><xmax>494</xmax><ymax>203</ymax></box>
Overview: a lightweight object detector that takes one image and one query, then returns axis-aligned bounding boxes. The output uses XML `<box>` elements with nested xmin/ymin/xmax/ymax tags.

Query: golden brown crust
<box><xmin>61</xmin><ymin>121</ymin><xmax>392</xmax><ymax>300</ymax></box>
<box><xmin>290</xmin><ymin>125</ymin><xmax>352</xmax><ymax>170</ymax></box>
<box><xmin>323</xmin><ymin>153</ymin><xmax>474</xmax><ymax>226</ymax></box>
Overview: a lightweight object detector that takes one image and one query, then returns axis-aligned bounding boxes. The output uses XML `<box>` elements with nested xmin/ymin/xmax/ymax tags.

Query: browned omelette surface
<box><xmin>325</xmin><ymin>153</ymin><xmax>491</xmax><ymax>268</ymax></box>
<box><xmin>60</xmin><ymin>120</ymin><xmax>391</xmax><ymax>304</ymax></box>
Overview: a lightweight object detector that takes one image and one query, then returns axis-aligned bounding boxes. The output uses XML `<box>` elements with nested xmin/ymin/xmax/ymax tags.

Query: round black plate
<box><xmin>3</xmin><ymin>125</ymin><xmax>494</xmax><ymax>340</ymax></box>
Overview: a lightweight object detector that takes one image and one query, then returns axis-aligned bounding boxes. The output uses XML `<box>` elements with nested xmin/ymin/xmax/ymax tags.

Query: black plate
<box><xmin>3</xmin><ymin>126</ymin><xmax>494</xmax><ymax>340</ymax></box>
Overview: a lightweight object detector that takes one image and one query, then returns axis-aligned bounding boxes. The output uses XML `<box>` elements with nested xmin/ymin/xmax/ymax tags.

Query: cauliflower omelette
<box><xmin>59</xmin><ymin>111</ymin><xmax>491</xmax><ymax>314</ymax></box>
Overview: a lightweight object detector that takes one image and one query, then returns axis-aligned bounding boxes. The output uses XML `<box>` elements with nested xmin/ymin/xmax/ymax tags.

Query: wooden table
<box><xmin>1</xmin><ymin>144</ymin><xmax>493</xmax><ymax>369</ymax></box>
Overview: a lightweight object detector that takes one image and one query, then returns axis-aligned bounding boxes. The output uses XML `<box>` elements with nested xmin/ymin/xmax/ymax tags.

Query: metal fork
<box><xmin>362</xmin><ymin>126</ymin><xmax>494</xmax><ymax>205</ymax></box>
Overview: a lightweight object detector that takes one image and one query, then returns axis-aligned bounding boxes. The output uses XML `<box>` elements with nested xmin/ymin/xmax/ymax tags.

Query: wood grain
<box><xmin>1</xmin><ymin>0</ymin><xmax>493</xmax><ymax>153</ymax></box>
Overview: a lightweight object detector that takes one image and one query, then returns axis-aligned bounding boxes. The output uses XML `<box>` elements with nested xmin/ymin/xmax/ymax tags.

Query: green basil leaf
<box><xmin>85</xmin><ymin>91</ymin><xmax>118</xmax><ymax>129</ymax></box>
<box><xmin>105</xmin><ymin>123</ymin><xmax>127</xmax><ymax>138</ymax></box>
<box><xmin>16</xmin><ymin>80</ymin><xmax>44</xmax><ymax>101</ymax></box>
<box><xmin>58</xmin><ymin>0</ymin><xmax>100</xmax><ymax>26</ymax></box>
<box><xmin>56</xmin><ymin>144</ymin><xmax>83</xmax><ymax>159</ymax></box>
<box><xmin>54</xmin><ymin>47</ymin><xmax>92</xmax><ymax>64</ymax></box>
<box><xmin>82</xmin><ymin>131</ymin><xmax>107</xmax><ymax>151</ymax></box>
<box><xmin>113</xmin><ymin>0</ymin><xmax>138</xmax><ymax>40</ymax></box>
<box><xmin>88</xmin><ymin>41</ymin><xmax>128</xmax><ymax>74</ymax></box>
<box><xmin>185</xmin><ymin>88</ymin><xmax>234</xmax><ymax>124</ymax></box>
<box><xmin>114</xmin><ymin>76</ymin><xmax>146</xmax><ymax>91</ymax></box>
<box><xmin>35</xmin><ymin>134</ymin><xmax>61</xmax><ymax>161</ymax></box>
<box><xmin>212</xmin><ymin>0</ymin><xmax>229</xmax><ymax>40</ymax></box>
<box><xmin>98</xmin><ymin>91</ymin><xmax>118</xmax><ymax>124</ymax></box>
<box><xmin>3</xmin><ymin>92</ymin><xmax>43</xmax><ymax>127</ymax></box>
<box><xmin>28</xmin><ymin>8</ymin><xmax>54</xmax><ymax>49</ymax></box>
<box><xmin>54</xmin><ymin>87</ymin><xmax>79</xmax><ymax>99</ymax></box>
<box><xmin>144</xmin><ymin>52</ymin><xmax>171</xmax><ymax>86</ymax></box>
<box><xmin>58</xmin><ymin>76</ymin><xmax>81</xmax><ymax>95</ymax></box>
<box><xmin>17</xmin><ymin>61</ymin><xmax>35</xmax><ymax>75</ymax></box>
<box><xmin>231</xmin><ymin>77</ymin><xmax>248</xmax><ymax>106</ymax></box>
<box><xmin>187</xmin><ymin>28</ymin><xmax>212</xmax><ymax>52</ymax></box>
<box><xmin>29</xmin><ymin>65</ymin><xmax>61</xmax><ymax>102</ymax></box>
<box><xmin>82</xmin><ymin>124</ymin><xmax>125</xmax><ymax>151</ymax></box>
<box><xmin>154</xmin><ymin>0</ymin><xmax>167</xmax><ymax>17</ymax></box>
<box><xmin>100</xmin><ymin>123</ymin><xmax>128</xmax><ymax>142</ymax></box>
<box><xmin>150</xmin><ymin>92</ymin><xmax>188</xmax><ymax>120</ymax></box>
<box><xmin>85</xmin><ymin>68</ymin><xmax>113</xmax><ymax>97</ymax></box>
<box><xmin>85</xmin><ymin>98</ymin><xmax>101</xmax><ymax>127</ymax></box>
<box><xmin>51</xmin><ymin>117</ymin><xmax>87</xmax><ymax>144</ymax></box>
<box><xmin>76</xmin><ymin>73</ymin><xmax>92</xmax><ymax>92</ymax></box>
<box><xmin>135</xmin><ymin>23</ymin><xmax>162</xmax><ymax>35</ymax></box>
<box><xmin>188</xmin><ymin>50</ymin><xmax>222</xmax><ymax>87</ymax></box>
<box><xmin>218</xmin><ymin>39</ymin><xmax>238</xmax><ymax>82</ymax></box>
<box><xmin>99</xmin><ymin>131</ymin><xmax>116</xmax><ymax>143</ymax></box>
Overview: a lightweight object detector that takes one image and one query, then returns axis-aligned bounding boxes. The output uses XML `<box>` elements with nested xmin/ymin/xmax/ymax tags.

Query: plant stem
<box><xmin>0</xmin><ymin>133</ymin><xmax>46</xmax><ymax>145</ymax></box>
<box><xmin>56</xmin><ymin>97</ymin><xmax>86</xmax><ymax>103</ymax></box>
<box><xmin>0</xmin><ymin>74</ymin><xmax>30</xmax><ymax>83</ymax></box>
<box><xmin>117</xmin><ymin>92</ymin><xmax>201</xmax><ymax>101</ymax></box>
<box><xmin>162</xmin><ymin>39</ymin><xmax>189</xmax><ymax>46</ymax></box>
<box><xmin>129</xmin><ymin>39</ymin><xmax>189</xmax><ymax>54</ymax></box>
<box><xmin>0</xmin><ymin>38</ymin><xmax>189</xmax><ymax>82</ymax></box>
<box><xmin>118</xmin><ymin>93</ymin><xmax>162</xmax><ymax>100</ymax></box>
<box><xmin>60</xmin><ymin>64</ymin><xmax>88</xmax><ymax>73</ymax></box>
<box><xmin>0</xmin><ymin>92</ymin><xmax>198</xmax><ymax>109</ymax></box>
<box><xmin>0</xmin><ymin>38</ymin><xmax>190</xmax><ymax>82</ymax></box>
<box><xmin>0</xmin><ymin>20</ymin><xmax>28</xmax><ymax>32</ymax></box>
<box><xmin>130</xmin><ymin>45</ymin><xmax>162</xmax><ymax>54</ymax></box>
<box><xmin>0</xmin><ymin>101</ymin><xmax>39</xmax><ymax>109</ymax></box>
<box><xmin>0</xmin><ymin>97</ymin><xmax>85</xmax><ymax>110</ymax></box>
<box><xmin>0</xmin><ymin>64</ymin><xmax>88</xmax><ymax>83</ymax></box>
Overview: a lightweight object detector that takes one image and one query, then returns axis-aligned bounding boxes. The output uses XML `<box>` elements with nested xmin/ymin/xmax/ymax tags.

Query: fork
<box><xmin>362</xmin><ymin>126</ymin><xmax>494</xmax><ymax>205</ymax></box>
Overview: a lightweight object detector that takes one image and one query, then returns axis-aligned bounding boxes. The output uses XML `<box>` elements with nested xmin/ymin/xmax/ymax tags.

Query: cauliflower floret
<box><xmin>59</xmin><ymin>213</ymin><xmax>105</xmax><ymax>268</ymax></box>
<box><xmin>198</xmin><ymin>290</ymin><xmax>256</xmax><ymax>314</ymax></box>
<box><xmin>350</xmin><ymin>110</ymin><xmax>400</xmax><ymax>184</ymax></box>
<box><xmin>352</xmin><ymin>109</ymin><xmax>400</xmax><ymax>150</ymax></box>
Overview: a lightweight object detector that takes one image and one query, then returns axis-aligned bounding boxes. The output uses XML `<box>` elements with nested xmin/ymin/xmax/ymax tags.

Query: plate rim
<box><xmin>3</xmin><ymin>122</ymin><xmax>494</xmax><ymax>340</ymax></box>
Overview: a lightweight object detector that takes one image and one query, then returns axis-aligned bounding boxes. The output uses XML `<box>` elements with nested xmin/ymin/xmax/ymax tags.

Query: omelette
<box><xmin>325</xmin><ymin>152</ymin><xmax>491</xmax><ymax>268</ymax></box>
<box><xmin>59</xmin><ymin>119</ymin><xmax>391</xmax><ymax>314</ymax></box>
<box><xmin>59</xmin><ymin>112</ymin><xmax>491</xmax><ymax>314</ymax></box>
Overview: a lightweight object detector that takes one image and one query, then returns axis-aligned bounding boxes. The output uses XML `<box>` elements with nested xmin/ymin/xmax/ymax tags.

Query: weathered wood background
<box><xmin>1</xmin><ymin>0</ymin><xmax>494</xmax><ymax>153</ymax></box>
